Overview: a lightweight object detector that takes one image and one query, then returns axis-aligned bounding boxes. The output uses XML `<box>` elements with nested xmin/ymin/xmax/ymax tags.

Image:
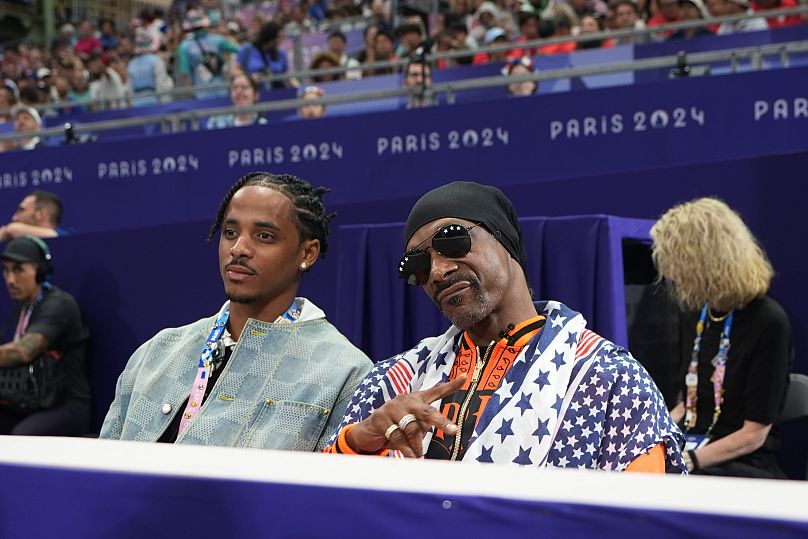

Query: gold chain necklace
<box><xmin>708</xmin><ymin>308</ymin><xmax>730</xmax><ymax>323</ymax></box>
<box><xmin>450</xmin><ymin>340</ymin><xmax>495</xmax><ymax>461</ymax></box>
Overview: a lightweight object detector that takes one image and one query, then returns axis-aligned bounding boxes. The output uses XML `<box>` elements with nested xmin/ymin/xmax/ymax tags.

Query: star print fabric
<box><xmin>328</xmin><ymin>301</ymin><xmax>685</xmax><ymax>473</ymax></box>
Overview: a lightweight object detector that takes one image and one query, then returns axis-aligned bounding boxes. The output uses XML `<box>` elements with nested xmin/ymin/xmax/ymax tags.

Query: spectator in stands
<box><xmin>33</xmin><ymin>70</ymin><xmax>53</xmax><ymax>111</ymax></box>
<box><xmin>87</xmin><ymin>54</ymin><xmax>128</xmax><ymax>110</ymax></box>
<box><xmin>297</xmin><ymin>85</ymin><xmax>326</xmax><ymax>119</ymax></box>
<box><xmin>356</xmin><ymin>24</ymin><xmax>380</xmax><ymax>67</ymax></box>
<box><xmin>503</xmin><ymin>56</ymin><xmax>538</xmax><ymax>96</ymax></box>
<box><xmin>433</xmin><ymin>30</ymin><xmax>470</xmax><ymax>69</ymax></box>
<box><xmin>708</xmin><ymin>0</ymin><xmax>769</xmax><ymax>32</ymax></box>
<box><xmin>74</xmin><ymin>20</ymin><xmax>103</xmax><ymax>60</ymax></box>
<box><xmin>324</xmin><ymin>181</ymin><xmax>684</xmax><ymax>474</ymax></box>
<box><xmin>140</xmin><ymin>7</ymin><xmax>166</xmax><ymax>44</ymax></box>
<box><xmin>448</xmin><ymin>19</ymin><xmax>479</xmax><ymax>52</ymax></box>
<box><xmin>473</xmin><ymin>27</ymin><xmax>511</xmax><ymax>64</ymax></box>
<box><xmin>0</xmin><ymin>83</ymin><xmax>16</xmax><ymax>126</ymax></box>
<box><xmin>539</xmin><ymin>16</ymin><xmax>577</xmax><ymax>54</ymax></box>
<box><xmin>647</xmin><ymin>0</ymin><xmax>684</xmax><ymax>38</ymax></box>
<box><xmin>509</xmin><ymin>11</ymin><xmax>541</xmax><ymax>58</ymax></box>
<box><xmin>99</xmin><ymin>19</ymin><xmax>119</xmax><ymax>51</ymax></box>
<box><xmin>669</xmin><ymin>0</ymin><xmax>714</xmax><ymax>38</ymax></box>
<box><xmin>612</xmin><ymin>0</ymin><xmax>648</xmax><ymax>43</ymax></box>
<box><xmin>177</xmin><ymin>9</ymin><xmax>240</xmax><ymax>99</ymax></box>
<box><xmin>56</xmin><ymin>23</ymin><xmax>77</xmax><ymax>51</ymax></box>
<box><xmin>0</xmin><ymin>81</ymin><xmax>17</xmax><ymax>147</ymax></box>
<box><xmin>10</xmin><ymin>105</ymin><xmax>44</xmax><ymax>151</ymax></box>
<box><xmin>35</xmin><ymin>67</ymin><xmax>51</xmax><ymax>87</ymax></box>
<box><xmin>236</xmin><ymin>21</ymin><xmax>292</xmax><ymax>89</ymax></box>
<box><xmin>578</xmin><ymin>13</ymin><xmax>615</xmax><ymax>48</ymax></box>
<box><xmin>0</xmin><ymin>191</ymin><xmax>67</xmax><ymax>240</ymax></box>
<box><xmin>68</xmin><ymin>70</ymin><xmax>92</xmax><ymax>113</ymax></box>
<box><xmin>309</xmin><ymin>52</ymin><xmax>344</xmax><ymax>83</ymax></box>
<box><xmin>403</xmin><ymin>59</ymin><xmax>434</xmax><ymax>108</ymax></box>
<box><xmin>365</xmin><ymin>0</ymin><xmax>392</xmax><ymax>26</ymax></box>
<box><xmin>651</xmin><ymin>198</ymin><xmax>792</xmax><ymax>478</ymax></box>
<box><xmin>309</xmin><ymin>0</ymin><xmax>329</xmax><ymax>21</ymax></box>
<box><xmin>224</xmin><ymin>20</ymin><xmax>242</xmax><ymax>44</ymax></box>
<box><xmin>519</xmin><ymin>0</ymin><xmax>545</xmax><ymax>20</ymax></box>
<box><xmin>1</xmin><ymin>46</ymin><xmax>25</xmax><ymax>81</ymax></box>
<box><xmin>497</xmin><ymin>0</ymin><xmax>520</xmax><ymax>33</ymax></box>
<box><xmin>116</xmin><ymin>35</ymin><xmax>135</xmax><ymax>61</ymax></box>
<box><xmin>207</xmin><ymin>73</ymin><xmax>267</xmax><ymax>129</ymax></box>
<box><xmin>643</xmin><ymin>0</ymin><xmax>659</xmax><ymax>21</ymax></box>
<box><xmin>395</xmin><ymin>22</ymin><xmax>426</xmax><ymax>59</ymax></box>
<box><xmin>128</xmin><ymin>28</ymin><xmax>174</xmax><ymax>107</ymax></box>
<box><xmin>470</xmin><ymin>1</ymin><xmax>501</xmax><ymax>43</ymax></box>
<box><xmin>327</xmin><ymin>31</ymin><xmax>362</xmax><ymax>80</ymax></box>
<box><xmin>110</xmin><ymin>53</ymin><xmax>131</xmax><ymax>91</ymax></box>
<box><xmin>0</xmin><ymin>237</ymin><xmax>91</xmax><ymax>436</ymax></box>
<box><xmin>568</xmin><ymin>0</ymin><xmax>610</xmax><ymax>20</ymax></box>
<box><xmin>292</xmin><ymin>4</ymin><xmax>318</xmax><ymax>32</ymax></box>
<box><xmin>35</xmin><ymin>84</ymin><xmax>56</xmax><ymax>121</ymax></box>
<box><xmin>17</xmin><ymin>84</ymin><xmax>39</xmax><ymax>107</ymax></box>
<box><xmin>160</xmin><ymin>25</ymin><xmax>181</xmax><ymax>76</ymax></box>
<box><xmin>751</xmin><ymin>0</ymin><xmax>804</xmax><ymax>27</ymax></box>
<box><xmin>49</xmin><ymin>75</ymin><xmax>71</xmax><ymax>108</ymax></box>
<box><xmin>367</xmin><ymin>30</ymin><xmax>398</xmax><ymax>75</ymax></box>
<box><xmin>99</xmin><ymin>172</ymin><xmax>372</xmax><ymax>449</ymax></box>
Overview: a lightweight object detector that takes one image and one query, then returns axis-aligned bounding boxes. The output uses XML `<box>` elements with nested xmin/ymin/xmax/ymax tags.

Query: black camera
<box><xmin>62</xmin><ymin>123</ymin><xmax>97</xmax><ymax>145</ymax></box>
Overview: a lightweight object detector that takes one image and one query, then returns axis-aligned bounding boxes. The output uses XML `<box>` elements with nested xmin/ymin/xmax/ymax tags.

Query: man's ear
<box><xmin>33</xmin><ymin>207</ymin><xmax>48</xmax><ymax>226</ymax></box>
<box><xmin>299</xmin><ymin>239</ymin><xmax>320</xmax><ymax>271</ymax></box>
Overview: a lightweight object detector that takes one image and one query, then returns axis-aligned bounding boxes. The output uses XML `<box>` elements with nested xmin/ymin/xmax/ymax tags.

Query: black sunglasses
<box><xmin>398</xmin><ymin>224</ymin><xmax>480</xmax><ymax>286</ymax></box>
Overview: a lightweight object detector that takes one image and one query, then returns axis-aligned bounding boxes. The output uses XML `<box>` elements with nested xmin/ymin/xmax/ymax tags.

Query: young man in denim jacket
<box><xmin>100</xmin><ymin>172</ymin><xmax>372</xmax><ymax>449</ymax></box>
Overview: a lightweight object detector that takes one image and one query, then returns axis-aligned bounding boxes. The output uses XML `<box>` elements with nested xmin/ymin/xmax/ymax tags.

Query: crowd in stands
<box><xmin>0</xmin><ymin>0</ymin><xmax>803</xmax><ymax>149</ymax></box>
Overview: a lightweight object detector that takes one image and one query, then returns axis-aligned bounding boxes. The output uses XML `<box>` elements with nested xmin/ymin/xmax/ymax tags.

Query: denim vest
<box><xmin>100</xmin><ymin>303</ymin><xmax>372</xmax><ymax>450</ymax></box>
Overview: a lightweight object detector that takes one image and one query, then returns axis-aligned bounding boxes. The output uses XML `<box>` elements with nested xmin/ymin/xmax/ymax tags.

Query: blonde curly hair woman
<box><xmin>651</xmin><ymin>197</ymin><xmax>792</xmax><ymax>478</ymax></box>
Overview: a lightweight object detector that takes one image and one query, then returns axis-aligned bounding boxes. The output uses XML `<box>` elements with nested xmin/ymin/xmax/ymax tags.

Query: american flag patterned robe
<box><xmin>331</xmin><ymin>301</ymin><xmax>686</xmax><ymax>472</ymax></box>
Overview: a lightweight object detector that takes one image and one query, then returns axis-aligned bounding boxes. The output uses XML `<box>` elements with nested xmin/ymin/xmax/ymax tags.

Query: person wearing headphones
<box><xmin>0</xmin><ymin>236</ymin><xmax>91</xmax><ymax>435</ymax></box>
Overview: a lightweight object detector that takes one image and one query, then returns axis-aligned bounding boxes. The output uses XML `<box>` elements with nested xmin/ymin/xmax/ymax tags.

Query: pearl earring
<box><xmin>300</xmin><ymin>262</ymin><xmax>307</xmax><ymax>270</ymax></box>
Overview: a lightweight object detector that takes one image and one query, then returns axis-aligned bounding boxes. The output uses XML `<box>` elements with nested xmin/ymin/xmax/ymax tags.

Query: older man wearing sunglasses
<box><xmin>326</xmin><ymin>181</ymin><xmax>685</xmax><ymax>473</ymax></box>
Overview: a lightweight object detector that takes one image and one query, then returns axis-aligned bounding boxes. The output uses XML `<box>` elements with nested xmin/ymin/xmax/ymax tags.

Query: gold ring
<box><xmin>384</xmin><ymin>423</ymin><xmax>400</xmax><ymax>440</ymax></box>
<box><xmin>398</xmin><ymin>413</ymin><xmax>418</xmax><ymax>430</ymax></box>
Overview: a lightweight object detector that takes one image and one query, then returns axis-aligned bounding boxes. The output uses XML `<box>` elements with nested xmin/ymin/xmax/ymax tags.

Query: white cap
<box><xmin>11</xmin><ymin>104</ymin><xmax>42</xmax><ymax>128</ymax></box>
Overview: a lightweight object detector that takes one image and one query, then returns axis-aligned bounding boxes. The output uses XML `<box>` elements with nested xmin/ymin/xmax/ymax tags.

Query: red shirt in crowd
<box><xmin>751</xmin><ymin>0</ymin><xmax>804</xmax><ymax>28</ymax></box>
<box><xmin>74</xmin><ymin>37</ymin><xmax>103</xmax><ymax>57</ymax></box>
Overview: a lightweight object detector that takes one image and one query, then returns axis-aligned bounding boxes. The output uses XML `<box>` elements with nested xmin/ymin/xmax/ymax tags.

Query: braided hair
<box><xmin>207</xmin><ymin>172</ymin><xmax>335</xmax><ymax>258</ymax></box>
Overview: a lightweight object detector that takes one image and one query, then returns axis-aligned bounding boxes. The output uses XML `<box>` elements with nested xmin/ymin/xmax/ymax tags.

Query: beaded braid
<box><xmin>207</xmin><ymin>172</ymin><xmax>335</xmax><ymax>257</ymax></box>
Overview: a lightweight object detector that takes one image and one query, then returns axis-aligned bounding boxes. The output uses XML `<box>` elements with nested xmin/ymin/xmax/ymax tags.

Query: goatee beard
<box><xmin>433</xmin><ymin>274</ymin><xmax>490</xmax><ymax>331</ymax></box>
<box><xmin>227</xmin><ymin>292</ymin><xmax>260</xmax><ymax>304</ymax></box>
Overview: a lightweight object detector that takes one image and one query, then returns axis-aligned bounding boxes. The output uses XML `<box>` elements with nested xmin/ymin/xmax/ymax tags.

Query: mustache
<box><xmin>224</xmin><ymin>258</ymin><xmax>257</xmax><ymax>273</ymax></box>
<box><xmin>432</xmin><ymin>273</ymin><xmax>479</xmax><ymax>304</ymax></box>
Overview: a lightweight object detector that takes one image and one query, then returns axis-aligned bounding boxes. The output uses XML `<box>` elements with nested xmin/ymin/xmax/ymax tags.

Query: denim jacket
<box><xmin>100</xmin><ymin>299</ymin><xmax>372</xmax><ymax>450</ymax></box>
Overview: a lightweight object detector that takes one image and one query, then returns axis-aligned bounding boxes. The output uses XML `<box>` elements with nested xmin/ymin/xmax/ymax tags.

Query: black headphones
<box><xmin>23</xmin><ymin>236</ymin><xmax>53</xmax><ymax>284</ymax></box>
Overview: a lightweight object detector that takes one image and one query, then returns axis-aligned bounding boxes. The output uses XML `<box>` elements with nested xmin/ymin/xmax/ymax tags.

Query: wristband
<box><xmin>687</xmin><ymin>449</ymin><xmax>700</xmax><ymax>471</ymax></box>
<box><xmin>337</xmin><ymin>423</ymin><xmax>389</xmax><ymax>456</ymax></box>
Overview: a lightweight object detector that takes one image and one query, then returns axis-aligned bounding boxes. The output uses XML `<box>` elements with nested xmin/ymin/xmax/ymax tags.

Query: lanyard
<box><xmin>684</xmin><ymin>304</ymin><xmax>734</xmax><ymax>435</ymax></box>
<box><xmin>14</xmin><ymin>306</ymin><xmax>34</xmax><ymax>341</ymax></box>
<box><xmin>13</xmin><ymin>286</ymin><xmax>49</xmax><ymax>341</ymax></box>
<box><xmin>177</xmin><ymin>300</ymin><xmax>302</xmax><ymax>436</ymax></box>
<box><xmin>178</xmin><ymin>302</ymin><xmax>230</xmax><ymax>436</ymax></box>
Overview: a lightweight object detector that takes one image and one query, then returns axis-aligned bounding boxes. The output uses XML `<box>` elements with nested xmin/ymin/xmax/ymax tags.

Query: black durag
<box><xmin>404</xmin><ymin>181</ymin><xmax>529</xmax><ymax>275</ymax></box>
